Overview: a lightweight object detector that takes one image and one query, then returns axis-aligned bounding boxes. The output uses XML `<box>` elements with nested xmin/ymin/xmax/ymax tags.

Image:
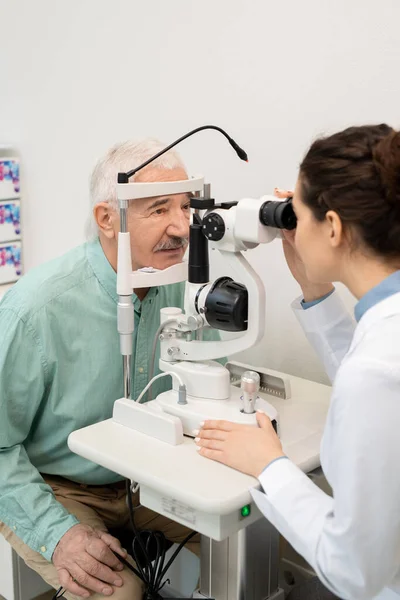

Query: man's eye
<box><xmin>183</xmin><ymin>204</ymin><xmax>190</xmax><ymax>211</ymax></box>
<box><xmin>154</xmin><ymin>208</ymin><xmax>166</xmax><ymax>215</ymax></box>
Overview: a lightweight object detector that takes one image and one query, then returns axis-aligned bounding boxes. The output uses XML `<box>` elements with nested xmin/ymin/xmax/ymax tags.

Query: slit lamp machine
<box><xmin>112</xmin><ymin>126</ymin><xmax>296</xmax><ymax>445</ymax></box>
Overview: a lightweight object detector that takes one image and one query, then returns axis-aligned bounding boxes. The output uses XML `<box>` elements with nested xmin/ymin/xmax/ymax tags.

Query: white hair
<box><xmin>85</xmin><ymin>138</ymin><xmax>186</xmax><ymax>239</ymax></box>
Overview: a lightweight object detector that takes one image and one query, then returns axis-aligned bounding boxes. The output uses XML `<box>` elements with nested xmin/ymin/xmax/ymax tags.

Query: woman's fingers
<box><xmin>195</xmin><ymin>428</ymin><xmax>228</xmax><ymax>442</ymax></box>
<box><xmin>274</xmin><ymin>187</ymin><xmax>294</xmax><ymax>199</ymax></box>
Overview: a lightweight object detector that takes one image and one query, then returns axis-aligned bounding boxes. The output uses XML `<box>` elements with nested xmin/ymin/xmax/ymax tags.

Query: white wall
<box><xmin>0</xmin><ymin>0</ymin><xmax>399</xmax><ymax>384</ymax></box>
<box><xmin>0</xmin><ymin>536</ymin><xmax>15</xmax><ymax>600</ymax></box>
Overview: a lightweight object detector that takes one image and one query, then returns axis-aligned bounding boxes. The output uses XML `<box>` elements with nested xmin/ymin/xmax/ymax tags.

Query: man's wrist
<box><xmin>51</xmin><ymin>521</ymin><xmax>82</xmax><ymax>561</ymax></box>
<box><xmin>302</xmin><ymin>284</ymin><xmax>334</xmax><ymax>303</ymax></box>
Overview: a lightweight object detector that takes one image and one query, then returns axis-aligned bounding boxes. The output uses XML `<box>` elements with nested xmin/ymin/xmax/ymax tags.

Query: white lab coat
<box><xmin>251</xmin><ymin>291</ymin><xmax>400</xmax><ymax>600</ymax></box>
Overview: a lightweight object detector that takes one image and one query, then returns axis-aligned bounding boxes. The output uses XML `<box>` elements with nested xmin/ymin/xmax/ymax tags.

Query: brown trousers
<box><xmin>0</xmin><ymin>475</ymin><xmax>199</xmax><ymax>600</ymax></box>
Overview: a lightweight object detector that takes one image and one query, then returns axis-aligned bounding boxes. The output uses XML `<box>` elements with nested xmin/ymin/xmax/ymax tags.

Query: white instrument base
<box><xmin>155</xmin><ymin>386</ymin><xmax>278</xmax><ymax>437</ymax></box>
<box><xmin>112</xmin><ymin>386</ymin><xmax>278</xmax><ymax>445</ymax></box>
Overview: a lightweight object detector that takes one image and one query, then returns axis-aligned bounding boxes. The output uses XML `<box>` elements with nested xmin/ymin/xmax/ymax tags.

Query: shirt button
<box><xmin>13</xmin><ymin>526</ymin><xmax>17</xmax><ymax>531</ymax></box>
<box><xmin>40</xmin><ymin>546</ymin><xmax>47</xmax><ymax>553</ymax></box>
<box><xmin>138</xmin><ymin>367</ymin><xmax>144</xmax><ymax>373</ymax></box>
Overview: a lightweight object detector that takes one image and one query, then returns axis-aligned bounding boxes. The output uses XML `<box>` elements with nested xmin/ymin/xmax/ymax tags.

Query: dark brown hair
<box><xmin>300</xmin><ymin>124</ymin><xmax>400</xmax><ymax>258</ymax></box>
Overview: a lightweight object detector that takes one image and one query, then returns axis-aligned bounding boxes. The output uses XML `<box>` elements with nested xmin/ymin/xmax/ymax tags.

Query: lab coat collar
<box><xmin>350</xmin><ymin>290</ymin><xmax>400</xmax><ymax>353</ymax></box>
<box><xmin>354</xmin><ymin>270</ymin><xmax>400</xmax><ymax>322</ymax></box>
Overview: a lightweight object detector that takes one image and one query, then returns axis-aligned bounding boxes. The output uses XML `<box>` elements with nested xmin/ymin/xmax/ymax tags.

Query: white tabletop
<box><xmin>68</xmin><ymin>370</ymin><xmax>331</xmax><ymax>515</ymax></box>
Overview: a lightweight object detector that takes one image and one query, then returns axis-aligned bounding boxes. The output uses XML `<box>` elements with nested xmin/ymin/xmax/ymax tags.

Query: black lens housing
<box><xmin>259</xmin><ymin>197</ymin><xmax>297</xmax><ymax>230</ymax></box>
<box><xmin>203</xmin><ymin>276</ymin><xmax>248</xmax><ymax>332</ymax></box>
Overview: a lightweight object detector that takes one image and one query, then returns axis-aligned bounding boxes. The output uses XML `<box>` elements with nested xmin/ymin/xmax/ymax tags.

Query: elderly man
<box><xmin>0</xmin><ymin>139</ymin><xmax>219</xmax><ymax>600</ymax></box>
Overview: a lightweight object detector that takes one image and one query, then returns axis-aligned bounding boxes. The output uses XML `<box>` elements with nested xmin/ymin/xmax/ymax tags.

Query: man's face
<box><xmin>125</xmin><ymin>167</ymin><xmax>190</xmax><ymax>271</ymax></box>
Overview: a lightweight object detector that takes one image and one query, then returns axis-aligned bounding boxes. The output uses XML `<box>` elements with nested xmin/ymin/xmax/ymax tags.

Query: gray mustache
<box><xmin>154</xmin><ymin>237</ymin><xmax>188</xmax><ymax>252</ymax></box>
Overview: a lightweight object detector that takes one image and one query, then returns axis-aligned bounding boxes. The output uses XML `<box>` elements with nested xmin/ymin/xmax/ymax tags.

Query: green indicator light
<box><xmin>240</xmin><ymin>504</ymin><xmax>251</xmax><ymax>518</ymax></box>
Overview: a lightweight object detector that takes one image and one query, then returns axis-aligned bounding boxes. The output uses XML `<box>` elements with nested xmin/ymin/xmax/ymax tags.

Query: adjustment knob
<box><xmin>202</xmin><ymin>212</ymin><xmax>225</xmax><ymax>241</ymax></box>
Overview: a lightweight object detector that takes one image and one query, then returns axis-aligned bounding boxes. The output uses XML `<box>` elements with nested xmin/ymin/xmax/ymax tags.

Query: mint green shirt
<box><xmin>0</xmin><ymin>238</ymin><xmax>220</xmax><ymax>561</ymax></box>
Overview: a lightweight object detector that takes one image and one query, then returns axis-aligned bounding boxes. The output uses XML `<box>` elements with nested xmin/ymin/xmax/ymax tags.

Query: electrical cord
<box><xmin>124</xmin><ymin>125</ymin><xmax>248</xmax><ymax>180</ymax></box>
<box><xmin>51</xmin><ymin>587</ymin><xmax>65</xmax><ymax>600</ymax></box>
<box><xmin>135</xmin><ymin>371</ymin><xmax>185</xmax><ymax>404</ymax></box>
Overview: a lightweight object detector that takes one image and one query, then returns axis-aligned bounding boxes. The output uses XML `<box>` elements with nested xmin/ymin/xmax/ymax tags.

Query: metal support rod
<box><xmin>123</xmin><ymin>354</ymin><xmax>131</xmax><ymax>399</ymax></box>
<box><xmin>120</xmin><ymin>205</ymin><xmax>128</xmax><ymax>233</ymax></box>
<box><xmin>119</xmin><ymin>199</ymin><xmax>132</xmax><ymax>399</ymax></box>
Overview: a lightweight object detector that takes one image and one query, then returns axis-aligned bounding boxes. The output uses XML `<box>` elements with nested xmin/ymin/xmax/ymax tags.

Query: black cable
<box><xmin>125</xmin><ymin>478</ymin><xmax>198</xmax><ymax>599</ymax></box>
<box><xmin>148</xmin><ymin>531</ymin><xmax>164</xmax><ymax>592</ymax></box>
<box><xmin>156</xmin><ymin>531</ymin><xmax>197</xmax><ymax>588</ymax></box>
<box><xmin>119</xmin><ymin>554</ymin><xmax>145</xmax><ymax>580</ymax></box>
<box><xmin>126</xmin><ymin>477</ymin><xmax>164</xmax><ymax>595</ymax></box>
<box><xmin>125</xmin><ymin>479</ymin><xmax>152</xmax><ymax>584</ymax></box>
<box><xmin>124</xmin><ymin>125</ymin><xmax>248</xmax><ymax>179</ymax></box>
<box><xmin>153</xmin><ymin>533</ymin><xmax>166</xmax><ymax>593</ymax></box>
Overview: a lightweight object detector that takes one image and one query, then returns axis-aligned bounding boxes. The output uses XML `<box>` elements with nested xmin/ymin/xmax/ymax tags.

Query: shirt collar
<box><xmin>86</xmin><ymin>237</ymin><xmax>158</xmax><ymax>307</ymax></box>
<box><xmin>355</xmin><ymin>270</ymin><xmax>400</xmax><ymax>322</ymax></box>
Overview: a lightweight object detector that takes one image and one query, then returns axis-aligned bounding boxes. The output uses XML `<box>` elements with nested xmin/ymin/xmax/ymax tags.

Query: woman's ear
<box><xmin>326</xmin><ymin>210</ymin><xmax>343</xmax><ymax>248</ymax></box>
<box><xmin>93</xmin><ymin>202</ymin><xmax>117</xmax><ymax>240</ymax></box>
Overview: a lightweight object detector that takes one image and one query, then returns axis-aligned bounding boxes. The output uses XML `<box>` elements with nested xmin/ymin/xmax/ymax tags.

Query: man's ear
<box><xmin>326</xmin><ymin>210</ymin><xmax>343</xmax><ymax>248</ymax></box>
<box><xmin>93</xmin><ymin>202</ymin><xmax>117</xmax><ymax>240</ymax></box>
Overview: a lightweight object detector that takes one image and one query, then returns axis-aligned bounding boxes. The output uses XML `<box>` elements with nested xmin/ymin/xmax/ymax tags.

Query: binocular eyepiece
<box><xmin>259</xmin><ymin>197</ymin><xmax>297</xmax><ymax>231</ymax></box>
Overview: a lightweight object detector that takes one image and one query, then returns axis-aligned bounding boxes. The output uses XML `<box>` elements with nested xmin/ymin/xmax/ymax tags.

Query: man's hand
<box><xmin>195</xmin><ymin>412</ymin><xmax>285</xmax><ymax>478</ymax></box>
<box><xmin>53</xmin><ymin>524</ymin><xmax>127</xmax><ymax>598</ymax></box>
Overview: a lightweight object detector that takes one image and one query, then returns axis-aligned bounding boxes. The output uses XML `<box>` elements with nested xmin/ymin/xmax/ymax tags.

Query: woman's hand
<box><xmin>275</xmin><ymin>187</ymin><xmax>334</xmax><ymax>302</ymax></box>
<box><xmin>194</xmin><ymin>411</ymin><xmax>285</xmax><ymax>478</ymax></box>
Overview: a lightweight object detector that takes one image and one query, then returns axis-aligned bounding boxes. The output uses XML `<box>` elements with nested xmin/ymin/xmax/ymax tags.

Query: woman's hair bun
<box><xmin>372</xmin><ymin>129</ymin><xmax>400</xmax><ymax>209</ymax></box>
